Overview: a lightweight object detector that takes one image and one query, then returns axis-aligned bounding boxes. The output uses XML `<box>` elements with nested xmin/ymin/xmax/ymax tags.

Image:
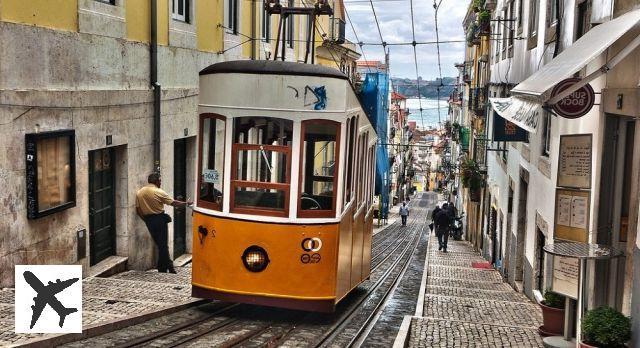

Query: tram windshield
<box><xmin>231</xmin><ymin>117</ymin><xmax>293</xmax><ymax>216</ymax></box>
<box><xmin>299</xmin><ymin>121</ymin><xmax>339</xmax><ymax>217</ymax></box>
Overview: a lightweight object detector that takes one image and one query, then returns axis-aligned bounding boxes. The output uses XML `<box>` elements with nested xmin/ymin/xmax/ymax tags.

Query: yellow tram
<box><xmin>191</xmin><ymin>60</ymin><xmax>376</xmax><ymax>312</ymax></box>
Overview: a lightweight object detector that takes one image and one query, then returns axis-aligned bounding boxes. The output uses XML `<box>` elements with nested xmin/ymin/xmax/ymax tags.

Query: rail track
<box><xmin>62</xmin><ymin>193</ymin><xmax>433</xmax><ymax>348</ymax></box>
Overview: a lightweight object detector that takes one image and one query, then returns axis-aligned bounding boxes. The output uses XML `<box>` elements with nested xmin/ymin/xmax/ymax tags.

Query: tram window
<box><xmin>299</xmin><ymin>121</ymin><xmax>340</xmax><ymax>217</ymax></box>
<box><xmin>198</xmin><ymin>115</ymin><xmax>226</xmax><ymax>211</ymax></box>
<box><xmin>231</xmin><ymin>117</ymin><xmax>292</xmax><ymax>216</ymax></box>
<box><xmin>344</xmin><ymin>117</ymin><xmax>357</xmax><ymax>206</ymax></box>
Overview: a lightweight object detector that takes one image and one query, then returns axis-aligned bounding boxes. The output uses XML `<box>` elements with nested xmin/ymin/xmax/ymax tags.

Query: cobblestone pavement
<box><xmin>0</xmin><ymin>264</ymin><xmax>195</xmax><ymax>347</ymax></box>
<box><xmin>408</xmin><ymin>236</ymin><xmax>544</xmax><ymax>348</ymax></box>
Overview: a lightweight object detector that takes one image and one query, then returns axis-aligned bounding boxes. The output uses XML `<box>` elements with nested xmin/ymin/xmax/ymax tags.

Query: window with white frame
<box><xmin>262</xmin><ymin>5</ymin><xmax>271</xmax><ymax>41</ymax></box>
<box><xmin>172</xmin><ymin>0</ymin><xmax>190</xmax><ymax>22</ymax></box>
<box><xmin>542</xmin><ymin>111</ymin><xmax>552</xmax><ymax>156</ymax></box>
<box><xmin>529</xmin><ymin>0</ymin><xmax>539</xmax><ymax>37</ymax></box>
<box><xmin>227</xmin><ymin>0</ymin><xmax>239</xmax><ymax>33</ymax></box>
<box><xmin>286</xmin><ymin>0</ymin><xmax>294</xmax><ymax>48</ymax></box>
<box><xmin>547</xmin><ymin>0</ymin><xmax>558</xmax><ymax>27</ymax></box>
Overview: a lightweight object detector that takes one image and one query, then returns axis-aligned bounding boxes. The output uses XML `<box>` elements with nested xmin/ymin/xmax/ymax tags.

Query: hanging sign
<box><xmin>489</xmin><ymin>97</ymin><xmax>542</xmax><ymax>134</ymax></box>
<box><xmin>492</xmin><ymin>112</ymin><xmax>529</xmax><ymax>142</ymax></box>
<box><xmin>550</xmin><ymin>78</ymin><xmax>595</xmax><ymax>119</ymax></box>
<box><xmin>557</xmin><ymin>134</ymin><xmax>592</xmax><ymax>189</ymax></box>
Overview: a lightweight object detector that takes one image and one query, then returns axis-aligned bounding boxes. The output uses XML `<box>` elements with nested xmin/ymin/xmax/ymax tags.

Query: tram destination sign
<box><xmin>550</xmin><ymin>78</ymin><xmax>595</xmax><ymax>119</ymax></box>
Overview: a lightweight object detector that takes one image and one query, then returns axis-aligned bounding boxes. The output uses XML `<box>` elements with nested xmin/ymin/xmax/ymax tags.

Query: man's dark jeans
<box><xmin>143</xmin><ymin>213</ymin><xmax>173</xmax><ymax>272</ymax></box>
<box><xmin>436</xmin><ymin>227</ymin><xmax>449</xmax><ymax>251</ymax></box>
<box><xmin>401</xmin><ymin>215</ymin><xmax>408</xmax><ymax>225</ymax></box>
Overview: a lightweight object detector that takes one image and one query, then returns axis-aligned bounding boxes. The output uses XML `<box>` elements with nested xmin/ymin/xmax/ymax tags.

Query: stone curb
<box><xmin>12</xmin><ymin>299</ymin><xmax>209</xmax><ymax>348</ymax></box>
<box><xmin>414</xmin><ymin>233</ymin><xmax>434</xmax><ymax>317</ymax></box>
<box><xmin>392</xmin><ymin>315</ymin><xmax>414</xmax><ymax>348</ymax></box>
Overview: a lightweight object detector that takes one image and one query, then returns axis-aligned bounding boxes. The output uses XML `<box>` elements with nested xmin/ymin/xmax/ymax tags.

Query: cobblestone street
<box><xmin>407</xmin><ymin>235</ymin><xmax>544</xmax><ymax>347</ymax></box>
<box><xmin>0</xmin><ymin>264</ymin><xmax>196</xmax><ymax>347</ymax></box>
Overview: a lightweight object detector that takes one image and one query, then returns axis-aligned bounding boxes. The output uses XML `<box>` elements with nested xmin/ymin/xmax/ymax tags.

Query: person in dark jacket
<box><xmin>434</xmin><ymin>203</ymin><xmax>452</xmax><ymax>252</ymax></box>
<box><xmin>430</xmin><ymin>205</ymin><xmax>441</xmax><ymax>233</ymax></box>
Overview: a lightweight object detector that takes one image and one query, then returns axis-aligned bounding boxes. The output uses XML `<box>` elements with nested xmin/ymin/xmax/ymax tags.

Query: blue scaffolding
<box><xmin>359</xmin><ymin>72</ymin><xmax>390</xmax><ymax>218</ymax></box>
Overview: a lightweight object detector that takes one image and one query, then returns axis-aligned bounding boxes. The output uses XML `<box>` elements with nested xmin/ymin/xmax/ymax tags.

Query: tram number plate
<box><xmin>202</xmin><ymin>169</ymin><xmax>220</xmax><ymax>184</ymax></box>
<box><xmin>300</xmin><ymin>253</ymin><xmax>321</xmax><ymax>264</ymax></box>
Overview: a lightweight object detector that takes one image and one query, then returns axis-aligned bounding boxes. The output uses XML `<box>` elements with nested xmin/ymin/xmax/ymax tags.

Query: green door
<box><xmin>89</xmin><ymin>148</ymin><xmax>116</xmax><ymax>266</ymax></box>
<box><xmin>173</xmin><ymin>139</ymin><xmax>187</xmax><ymax>257</ymax></box>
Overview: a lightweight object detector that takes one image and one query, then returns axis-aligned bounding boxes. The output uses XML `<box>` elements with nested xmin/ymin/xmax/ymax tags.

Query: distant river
<box><xmin>405</xmin><ymin>98</ymin><xmax>449</xmax><ymax>130</ymax></box>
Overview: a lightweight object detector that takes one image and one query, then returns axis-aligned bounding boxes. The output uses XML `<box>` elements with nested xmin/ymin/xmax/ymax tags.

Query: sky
<box><xmin>343</xmin><ymin>0</ymin><xmax>468</xmax><ymax>79</ymax></box>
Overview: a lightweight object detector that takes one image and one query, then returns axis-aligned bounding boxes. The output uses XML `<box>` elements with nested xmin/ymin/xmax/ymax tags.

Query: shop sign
<box><xmin>550</xmin><ymin>78</ymin><xmax>595</xmax><ymax>119</ymax></box>
<box><xmin>492</xmin><ymin>113</ymin><xmax>529</xmax><ymax>142</ymax></box>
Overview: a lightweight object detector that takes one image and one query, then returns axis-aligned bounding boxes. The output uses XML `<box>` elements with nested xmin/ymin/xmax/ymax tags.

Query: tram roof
<box><xmin>200</xmin><ymin>60</ymin><xmax>349</xmax><ymax>80</ymax></box>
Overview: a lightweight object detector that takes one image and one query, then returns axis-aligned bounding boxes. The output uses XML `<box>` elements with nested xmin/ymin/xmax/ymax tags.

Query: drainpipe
<box><xmin>151</xmin><ymin>0</ymin><xmax>161</xmax><ymax>174</ymax></box>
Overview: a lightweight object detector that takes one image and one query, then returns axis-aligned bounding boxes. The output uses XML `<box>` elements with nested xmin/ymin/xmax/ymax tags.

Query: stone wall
<box><xmin>0</xmin><ymin>20</ymin><xmax>220</xmax><ymax>287</ymax></box>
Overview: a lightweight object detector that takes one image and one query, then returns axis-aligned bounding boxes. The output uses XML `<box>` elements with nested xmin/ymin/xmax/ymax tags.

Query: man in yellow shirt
<box><xmin>136</xmin><ymin>173</ymin><xmax>192</xmax><ymax>273</ymax></box>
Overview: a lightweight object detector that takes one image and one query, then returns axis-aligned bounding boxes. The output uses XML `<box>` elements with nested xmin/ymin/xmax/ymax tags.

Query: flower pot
<box><xmin>469</xmin><ymin>188</ymin><xmax>481</xmax><ymax>202</ymax></box>
<box><xmin>578</xmin><ymin>341</ymin><xmax>598</xmax><ymax>348</ymax></box>
<box><xmin>538</xmin><ymin>302</ymin><xmax>565</xmax><ymax>336</ymax></box>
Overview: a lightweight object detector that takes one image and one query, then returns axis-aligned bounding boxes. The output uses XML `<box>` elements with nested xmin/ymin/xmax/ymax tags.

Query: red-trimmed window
<box><xmin>298</xmin><ymin>120</ymin><xmax>340</xmax><ymax>218</ymax></box>
<box><xmin>198</xmin><ymin>114</ymin><xmax>226</xmax><ymax>211</ymax></box>
<box><xmin>230</xmin><ymin>117</ymin><xmax>293</xmax><ymax>217</ymax></box>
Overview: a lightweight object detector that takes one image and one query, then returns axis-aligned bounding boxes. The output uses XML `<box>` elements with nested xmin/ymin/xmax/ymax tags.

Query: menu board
<box><xmin>558</xmin><ymin>134</ymin><xmax>592</xmax><ymax>189</ymax></box>
<box><xmin>555</xmin><ymin>188</ymin><xmax>590</xmax><ymax>242</ymax></box>
<box><xmin>552</xmin><ymin>256</ymin><xmax>579</xmax><ymax>299</ymax></box>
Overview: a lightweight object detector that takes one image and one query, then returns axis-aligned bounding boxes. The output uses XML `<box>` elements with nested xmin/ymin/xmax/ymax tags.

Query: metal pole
<box><xmin>576</xmin><ymin>258</ymin><xmax>587</xmax><ymax>343</ymax></box>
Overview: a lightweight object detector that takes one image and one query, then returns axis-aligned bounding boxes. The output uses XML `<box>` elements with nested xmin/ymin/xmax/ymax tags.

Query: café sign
<box><xmin>550</xmin><ymin>78</ymin><xmax>595</xmax><ymax>119</ymax></box>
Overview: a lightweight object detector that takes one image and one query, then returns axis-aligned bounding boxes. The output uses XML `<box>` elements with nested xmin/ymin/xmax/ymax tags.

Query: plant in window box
<box><xmin>451</xmin><ymin>122</ymin><xmax>461</xmax><ymax>141</ymax></box>
<box><xmin>466</xmin><ymin>23</ymin><xmax>478</xmax><ymax>47</ymax></box>
<box><xmin>444</xmin><ymin>121</ymin><xmax>452</xmax><ymax>137</ymax></box>
<box><xmin>472</xmin><ymin>0</ymin><xmax>484</xmax><ymax>12</ymax></box>
<box><xmin>477</xmin><ymin>10</ymin><xmax>491</xmax><ymax>36</ymax></box>
<box><xmin>580</xmin><ymin>307</ymin><xmax>631</xmax><ymax>348</ymax></box>
<box><xmin>538</xmin><ymin>291</ymin><xmax>565</xmax><ymax>337</ymax></box>
<box><xmin>460</xmin><ymin>159</ymin><xmax>482</xmax><ymax>201</ymax></box>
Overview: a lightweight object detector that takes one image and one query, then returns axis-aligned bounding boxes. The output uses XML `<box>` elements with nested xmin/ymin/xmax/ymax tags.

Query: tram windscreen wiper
<box><xmin>259</xmin><ymin>146</ymin><xmax>273</xmax><ymax>174</ymax></box>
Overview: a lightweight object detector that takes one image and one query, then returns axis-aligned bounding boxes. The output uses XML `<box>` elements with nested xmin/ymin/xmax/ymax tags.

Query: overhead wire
<box><xmin>408</xmin><ymin>0</ymin><xmax>426</xmax><ymax>130</ymax></box>
<box><xmin>433</xmin><ymin>0</ymin><xmax>444</xmax><ymax>127</ymax></box>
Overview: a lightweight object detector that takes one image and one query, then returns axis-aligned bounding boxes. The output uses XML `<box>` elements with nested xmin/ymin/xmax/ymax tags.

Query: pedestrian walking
<box><xmin>399</xmin><ymin>202</ymin><xmax>409</xmax><ymax>226</ymax></box>
<box><xmin>429</xmin><ymin>204</ymin><xmax>441</xmax><ymax>233</ymax></box>
<box><xmin>136</xmin><ymin>173</ymin><xmax>192</xmax><ymax>273</ymax></box>
<box><xmin>435</xmin><ymin>203</ymin><xmax>452</xmax><ymax>252</ymax></box>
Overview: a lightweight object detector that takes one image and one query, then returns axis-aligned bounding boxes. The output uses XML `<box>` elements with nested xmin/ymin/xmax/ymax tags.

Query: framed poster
<box><xmin>557</xmin><ymin>134</ymin><xmax>592</xmax><ymax>189</ymax></box>
<box><xmin>554</xmin><ymin>188</ymin><xmax>590</xmax><ymax>242</ymax></box>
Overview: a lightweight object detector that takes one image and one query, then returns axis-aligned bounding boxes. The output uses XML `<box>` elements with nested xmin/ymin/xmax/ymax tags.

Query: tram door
<box><xmin>173</xmin><ymin>139</ymin><xmax>187</xmax><ymax>257</ymax></box>
<box><xmin>89</xmin><ymin>148</ymin><xmax>116</xmax><ymax>266</ymax></box>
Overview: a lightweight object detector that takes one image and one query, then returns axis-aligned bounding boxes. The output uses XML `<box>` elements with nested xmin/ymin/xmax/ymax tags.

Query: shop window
<box><xmin>298</xmin><ymin>120</ymin><xmax>340</xmax><ymax>218</ymax></box>
<box><xmin>198</xmin><ymin>114</ymin><xmax>226</xmax><ymax>211</ymax></box>
<box><xmin>25</xmin><ymin>130</ymin><xmax>76</xmax><ymax>219</ymax></box>
<box><xmin>231</xmin><ymin>117</ymin><xmax>293</xmax><ymax>217</ymax></box>
<box><xmin>172</xmin><ymin>0</ymin><xmax>190</xmax><ymax>22</ymax></box>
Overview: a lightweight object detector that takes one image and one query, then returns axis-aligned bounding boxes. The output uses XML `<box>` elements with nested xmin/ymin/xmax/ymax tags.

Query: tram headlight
<box><xmin>241</xmin><ymin>246</ymin><xmax>270</xmax><ymax>272</ymax></box>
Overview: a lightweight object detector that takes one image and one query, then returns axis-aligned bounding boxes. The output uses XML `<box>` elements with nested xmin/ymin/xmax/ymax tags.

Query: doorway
<box><xmin>515</xmin><ymin>172</ymin><xmax>529</xmax><ymax>283</ymax></box>
<box><xmin>535</xmin><ymin>228</ymin><xmax>546</xmax><ymax>291</ymax></box>
<box><xmin>490</xmin><ymin>207</ymin><xmax>497</xmax><ymax>265</ymax></box>
<box><xmin>596</xmin><ymin>116</ymin><xmax>635</xmax><ymax>311</ymax></box>
<box><xmin>173</xmin><ymin>139</ymin><xmax>187</xmax><ymax>258</ymax></box>
<box><xmin>89</xmin><ymin>148</ymin><xmax>116</xmax><ymax>266</ymax></box>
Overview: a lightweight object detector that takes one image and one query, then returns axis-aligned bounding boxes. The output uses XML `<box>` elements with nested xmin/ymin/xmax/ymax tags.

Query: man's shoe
<box><xmin>167</xmin><ymin>267</ymin><xmax>177</xmax><ymax>274</ymax></box>
<box><xmin>438</xmin><ymin>245</ymin><xmax>442</xmax><ymax>251</ymax></box>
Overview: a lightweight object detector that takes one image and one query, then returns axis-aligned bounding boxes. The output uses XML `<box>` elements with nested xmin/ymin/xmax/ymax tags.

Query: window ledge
<box><xmin>538</xmin><ymin>155</ymin><xmax>551</xmax><ymax>179</ymax></box>
<box><xmin>527</xmin><ymin>34</ymin><xmax>538</xmax><ymax>50</ymax></box>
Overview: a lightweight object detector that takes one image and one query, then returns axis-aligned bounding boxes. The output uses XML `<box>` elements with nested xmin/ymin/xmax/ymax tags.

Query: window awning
<box><xmin>489</xmin><ymin>97</ymin><xmax>542</xmax><ymax>134</ymax></box>
<box><xmin>511</xmin><ymin>8</ymin><xmax>640</xmax><ymax>99</ymax></box>
<box><xmin>490</xmin><ymin>8</ymin><xmax>640</xmax><ymax>134</ymax></box>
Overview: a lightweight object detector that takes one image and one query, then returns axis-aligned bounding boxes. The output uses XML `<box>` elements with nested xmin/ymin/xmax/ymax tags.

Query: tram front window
<box><xmin>231</xmin><ymin>117</ymin><xmax>292</xmax><ymax>216</ymax></box>
<box><xmin>299</xmin><ymin>120</ymin><xmax>339</xmax><ymax>218</ymax></box>
<box><xmin>198</xmin><ymin>115</ymin><xmax>226</xmax><ymax>211</ymax></box>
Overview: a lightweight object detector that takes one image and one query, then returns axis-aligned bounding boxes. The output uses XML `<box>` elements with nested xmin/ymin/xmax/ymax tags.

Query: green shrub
<box><xmin>472</xmin><ymin>0</ymin><xmax>484</xmax><ymax>12</ymax></box>
<box><xmin>542</xmin><ymin>291</ymin><xmax>564</xmax><ymax>309</ymax></box>
<box><xmin>581</xmin><ymin>307</ymin><xmax>631</xmax><ymax>347</ymax></box>
<box><xmin>478</xmin><ymin>9</ymin><xmax>491</xmax><ymax>23</ymax></box>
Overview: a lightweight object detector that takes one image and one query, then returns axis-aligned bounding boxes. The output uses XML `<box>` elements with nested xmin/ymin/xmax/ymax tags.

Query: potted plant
<box><xmin>466</xmin><ymin>23</ymin><xmax>478</xmax><ymax>47</ymax></box>
<box><xmin>460</xmin><ymin>159</ymin><xmax>483</xmax><ymax>201</ymax></box>
<box><xmin>477</xmin><ymin>9</ymin><xmax>491</xmax><ymax>36</ymax></box>
<box><xmin>472</xmin><ymin>0</ymin><xmax>484</xmax><ymax>12</ymax></box>
<box><xmin>580</xmin><ymin>307</ymin><xmax>631</xmax><ymax>348</ymax></box>
<box><xmin>538</xmin><ymin>291</ymin><xmax>565</xmax><ymax>336</ymax></box>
